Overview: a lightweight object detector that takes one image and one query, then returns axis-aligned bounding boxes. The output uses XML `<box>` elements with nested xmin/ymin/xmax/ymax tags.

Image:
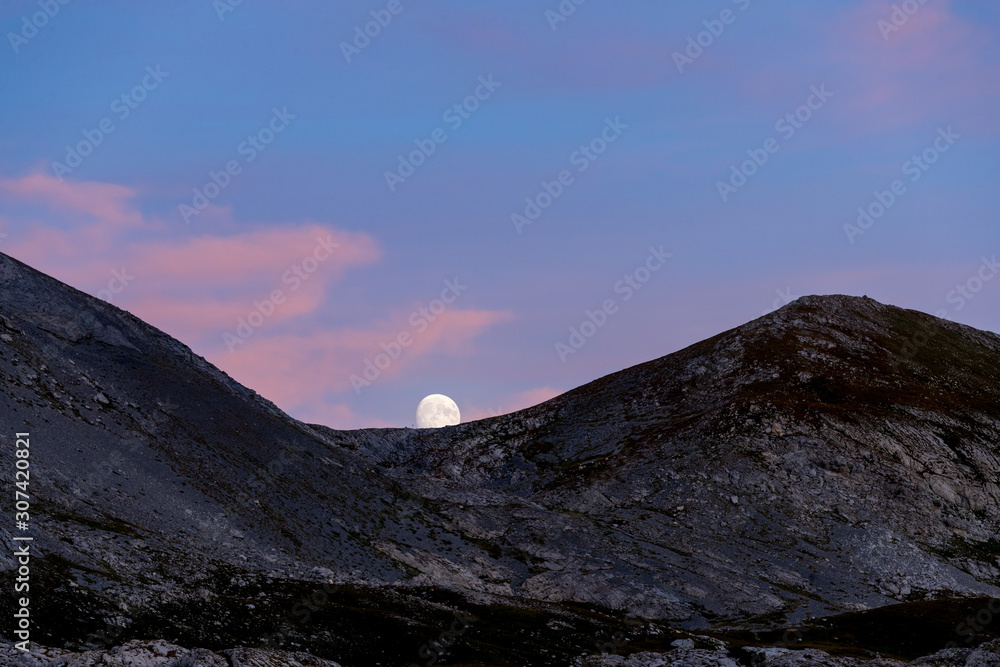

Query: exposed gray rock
<box><xmin>738</xmin><ymin>646</ymin><xmax>903</xmax><ymax>666</ymax></box>
<box><xmin>8</xmin><ymin>639</ymin><xmax>1000</xmax><ymax>667</ymax></box>
<box><xmin>0</xmin><ymin>640</ymin><xmax>341</xmax><ymax>667</ymax></box>
<box><xmin>0</xmin><ymin>643</ymin><xmax>71</xmax><ymax>667</ymax></box>
<box><xmin>910</xmin><ymin>639</ymin><xmax>1000</xmax><ymax>666</ymax></box>
<box><xmin>3</xmin><ymin>251</ymin><xmax>1000</xmax><ymax>664</ymax></box>
<box><xmin>576</xmin><ymin>640</ymin><xmax>1000</xmax><ymax>666</ymax></box>
<box><xmin>45</xmin><ymin>640</ymin><xmax>189</xmax><ymax>666</ymax></box>
<box><xmin>225</xmin><ymin>647</ymin><xmax>341</xmax><ymax>667</ymax></box>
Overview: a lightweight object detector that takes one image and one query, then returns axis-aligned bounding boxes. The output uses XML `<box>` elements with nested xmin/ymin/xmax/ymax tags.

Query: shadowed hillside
<box><xmin>2</xmin><ymin>251</ymin><xmax>1000</xmax><ymax>666</ymax></box>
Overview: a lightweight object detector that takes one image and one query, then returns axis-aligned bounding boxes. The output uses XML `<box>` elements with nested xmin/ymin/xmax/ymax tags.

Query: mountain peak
<box><xmin>3</xmin><ymin>255</ymin><xmax>1000</xmax><ymax>665</ymax></box>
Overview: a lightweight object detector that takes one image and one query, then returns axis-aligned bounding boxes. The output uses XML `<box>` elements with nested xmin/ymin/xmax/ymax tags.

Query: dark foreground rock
<box><xmin>0</xmin><ymin>639</ymin><xmax>341</xmax><ymax>667</ymax></box>
<box><xmin>2</xmin><ymin>250</ymin><xmax>1000</xmax><ymax>665</ymax></box>
<box><xmin>4</xmin><ymin>638</ymin><xmax>1000</xmax><ymax>667</ymax></box>
<box><xmin>578</xmin><ymin>638</ymin><xmax>1000</xmax><ymax>665</ymax></box>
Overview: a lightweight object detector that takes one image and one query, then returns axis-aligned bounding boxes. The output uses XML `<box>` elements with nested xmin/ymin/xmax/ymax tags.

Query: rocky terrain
<box><xmin>1</xmin><ymin>249</ymin><xmax>999</xmax><ymax>665</ymax></box>
<box><xmin>5</xmin><ymin>636</ymin><xmax>1000</xmax><ymax>666</ymax></box>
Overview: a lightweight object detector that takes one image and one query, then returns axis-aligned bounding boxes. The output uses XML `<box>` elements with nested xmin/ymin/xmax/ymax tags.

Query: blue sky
<box><xmin>1</xmin><ymin>0</ymin><xmax>998</xmax><ymax>427</ymax></box>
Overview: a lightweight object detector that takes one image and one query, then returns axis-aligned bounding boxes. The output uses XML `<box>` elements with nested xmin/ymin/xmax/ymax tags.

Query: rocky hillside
<box><xmin>333</xmin><ymin>292</ymin><xmax>1000</xmax><ymax>624</ymax></box>
<box><xmin>1</xmin><ymin>250</ymin><xmax>999</xmax><ymax>665</ymax></box>
<box><xmin>7</xmin><ymin>636</ymin><xmax>1000</xmax><ymax>667</ymax></box>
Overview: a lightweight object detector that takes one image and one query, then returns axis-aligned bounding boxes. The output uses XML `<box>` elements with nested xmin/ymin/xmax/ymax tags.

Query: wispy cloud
<box><xmin>830</xmin><ymin>0</ymin><xmax>1000</xmax><ymax>135</ymax></box>
<box><xmin>1</xmin><ymin>172</ymin><xmax>143</xmax><ymax>227</ymax></box>
<box><xmin>0</xmin><ymin>172</ymin><xmax>512</xmax><ymax>427</ymax></box>
<box><xmin>462</xmin><ymin>386</ymin><xmax>563</xmax><ymax>422</ymax></box>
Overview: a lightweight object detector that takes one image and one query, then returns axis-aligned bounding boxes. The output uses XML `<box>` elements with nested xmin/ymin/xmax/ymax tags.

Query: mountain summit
<box><xmin>2</xmin><ymin>251</ymin><xmax>999</xmax><ymax>666</ymax></box>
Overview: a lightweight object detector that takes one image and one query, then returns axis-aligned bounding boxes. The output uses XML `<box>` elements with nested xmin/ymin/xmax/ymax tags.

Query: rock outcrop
<box><xmin>2</xmin><ymin>250</ymin><xmax>999</xmax><ymax>665</ymax></box>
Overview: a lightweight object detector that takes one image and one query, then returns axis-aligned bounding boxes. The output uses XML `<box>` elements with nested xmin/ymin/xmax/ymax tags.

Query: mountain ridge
<box><xmin>2</xmin><ymin>251</ymin><xmax>1000</xmax><ymax>666</ymax></box>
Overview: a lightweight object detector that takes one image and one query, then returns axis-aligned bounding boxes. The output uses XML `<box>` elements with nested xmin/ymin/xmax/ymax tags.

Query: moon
<box><xmin>416</xmin><ymin>394</ymin><xmax>460</xmax><ymax>428</ymax></box>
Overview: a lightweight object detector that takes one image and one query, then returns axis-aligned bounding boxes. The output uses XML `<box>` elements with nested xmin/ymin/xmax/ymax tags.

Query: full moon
<box><xmin>415</xmin><ymin>394</ymin><xmax>460</xmax><ymax>428</ymax></box>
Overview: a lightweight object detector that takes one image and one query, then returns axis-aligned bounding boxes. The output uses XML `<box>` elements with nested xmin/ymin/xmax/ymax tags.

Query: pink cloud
<box><xmin>5</xmin><ymin>225</ymin><xmax>79</xmax><ymax>269</ymax></box>
<box><xmin>91</xmin><ymin>225</ymin><xmax>378</xmax><ymax>345</ymax></box>
<box><xmin>0</xmin><ymin>172</ymin><xmax>142</xmax><ymax>227</ymax></box>
<box><xmin>462</xmin><ymin>386</ymin><xmax>564</xmax><ymax>422</ymax></box>
<box><xmin>0</xmin><ymin>174</ymin><xmax>382</xmax><ymax>342</ymax></box>
<box><xmin>293</xmin><ymin>403</ymin><xmax>394</xmax><ymax>430</ymax></box>
<box><xmin>131</xmin><ymin>224</ymin><xmax>375</xmax><ymax>288</ymax></box>
<box><xmin>830</xmin><ymin>0</ymin><xmax>1000</xmax><ymax>135</ymax></box>
<box><xmin>121</xmin><ymin>283</ymin><xmax>328</xmax><ymax>346</ymax></box>
<box><xmin>7</xmin><ymin>221</ymin><xmax>378</xmax><ymax>344</ymax></box>
<box><xmin>214</xmin><ymin>308</ymin><xmax>513</xmax><ymax>415</ymax></box>
<box><xmin>1</xmin><ymin>173</ymin><xmax>517</xmax><ymax>429</ymax></box>
<box><xmin>0</xmin><ymin>173</ymin><xmax>151</xmax><ymax>266</ymax></box>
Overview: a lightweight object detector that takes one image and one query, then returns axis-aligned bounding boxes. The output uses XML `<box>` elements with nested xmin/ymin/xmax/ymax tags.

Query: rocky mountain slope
<box><xmin>7</xmin><ymin>636</ymin><xmax>1000</xmax><ymax>667</ymax></box>
<box><xmin>335</xmin><ymin>291</ymin><xmax>1000</xmax><ymax>623</ymax></box>
<box><xmin>1</xmin><ymin>250</ymin><xmax>999</xmax><ymax>665</ymax></box>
